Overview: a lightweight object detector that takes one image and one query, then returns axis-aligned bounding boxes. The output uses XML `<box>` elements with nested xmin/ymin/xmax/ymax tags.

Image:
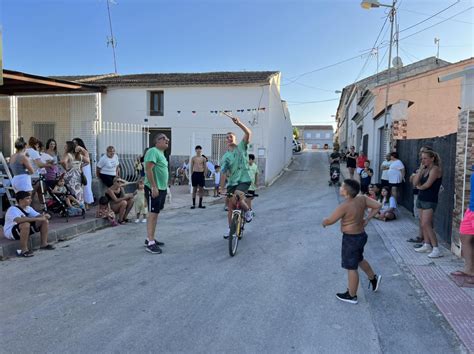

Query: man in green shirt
<box><xmin>144</xmin><ymin>133</ymin><xmax>169</xmax><ymax>254</ymax></box>
<box><xmin>220</xmin><ymin>115</ymin><xmax>253</xmax><ymax>238</ymax></box>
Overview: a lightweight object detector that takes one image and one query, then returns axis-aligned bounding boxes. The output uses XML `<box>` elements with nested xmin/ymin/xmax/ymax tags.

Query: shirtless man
<box><xmin>190</xmin><ymin>145</ymin><xmax>208</xmax><ymax>209</ymax></box>
<box><xmin>322</xmin><ymin>179</ymin><xmax>382</xmax><ymax>304</ymax></box>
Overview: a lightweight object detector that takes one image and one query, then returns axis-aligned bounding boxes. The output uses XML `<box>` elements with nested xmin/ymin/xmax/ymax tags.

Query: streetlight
<box><xmin>361</xmin><ymin>0</ymin><xmax>396</xmax><ymax>153</ymax></box>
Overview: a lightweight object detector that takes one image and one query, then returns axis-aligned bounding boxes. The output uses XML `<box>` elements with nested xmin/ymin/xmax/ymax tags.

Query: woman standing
<box><xmin>73</xmin><ymin>137</ymin><xmax>94</xmax><ymax>207</ymax></box>
<box><xmin>42</xmin><ymin>139</ymin><xmax>60</xmax><ymax>189</ymax></box>
<box><xmin>387</xmin><ymin>152</ymin><xmax>405</xmax><ymax>200</ymax></box>
<box><xmin>345</xmin><ymin>146</ymin><xmax>358</xmax><ymax>179</ymax></box>
<box><xmin>356</xmin><ymin>151</ymin><xmax>367</xmax><ymax>177</ymax></box>
<box><xmin>10</xmin><ymin>137</ymin><xmax>35</xmax><ymax>192</ymax></box>
<box><xmin>61</xmin><ymin>141</ymin><xmax>86</xmax><ymax>206</ymax></box>
<box><xmin>26</xmin><ymin>136</ymin><xmax>53</xmax><ymax>204</ymax></box>
<box><xmin>106</xmin><ymin>177</ymin><xmax>134</xmax><ymax>224</ymax></box>
<box><xmin>413</xmin><ymin>150</ymin><xmax>443</xmax><ymax>258</ymax></box>
<box><xmin>96</xmin><ymin>146</ymin><xmax>120</xmax><ymax>187</ymax></box>
<box><xmin>380</xmin><ymin>154</ymin><xmax>391</xmax><ymax>187</ymax></box>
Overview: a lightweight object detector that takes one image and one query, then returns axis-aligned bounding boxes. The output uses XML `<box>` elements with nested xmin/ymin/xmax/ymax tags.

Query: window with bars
<box><xmin>33</xmin><ymin>122</ymin><xmax>55</xmax><ymax>145</ymax></box>
<box><xmin>149</xmin><ymin>91</ymin><xmax>164</xmax><ymax>116</ymax></box>
<box><xmin>211</xmin><ymin>134</ymin><xmax>228</xmax><ymax>164</ymax></box>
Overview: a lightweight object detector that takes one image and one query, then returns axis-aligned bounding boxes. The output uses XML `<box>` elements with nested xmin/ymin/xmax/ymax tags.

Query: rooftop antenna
<box><xmin>434</xmin><ymin>37</ymin><xmax>440</xmax><ymax>62</ymax></box>
<box><xmin>106</xmin><ymin>0</ymin><xmax>118</xmax><ymax>74</ymax></box>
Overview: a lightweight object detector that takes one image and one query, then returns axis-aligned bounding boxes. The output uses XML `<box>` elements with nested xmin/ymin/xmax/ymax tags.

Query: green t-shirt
<box><xmin>144</xmin><ymin>147</ymin><xmax>169</xmax><ymax>190</ymax></box>
<box><xmin>248</xmin><ymin>163</ymin><xmax>258</xmax><ymax>191</ymax></box>
<box><xmin>220</xmin><ymin>140</ymin><xmax>251</xmax><ymax>187</ymax></box>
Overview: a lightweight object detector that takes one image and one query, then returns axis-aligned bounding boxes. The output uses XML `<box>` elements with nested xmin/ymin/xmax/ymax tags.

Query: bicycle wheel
<box><xmin>228</xmin><ymin>212</ymin><xmax>241</xmax><ymax>256</ymax></box>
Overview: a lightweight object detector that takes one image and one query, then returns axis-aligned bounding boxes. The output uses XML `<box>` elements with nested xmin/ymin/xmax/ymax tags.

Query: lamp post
<box><xmin>361</xmin><ymin>0</ymin><xmax>396</xmax><ymax>153</ymax></box>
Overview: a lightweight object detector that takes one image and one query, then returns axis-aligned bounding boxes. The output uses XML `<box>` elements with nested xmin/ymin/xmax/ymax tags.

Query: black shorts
<box><xmin>227</xmin><ymin>182</ymin><xmax>251</xmax><ymax>195</ymax></box>
<box><xmin>360</xmin><ymin>183</ymin><xmax>370</xmax><ymax>194</ymax></box>
<box><xmin>381</xmin><ymin>179</ymin><xmax>389</xmax><ymax>187</ymax></box>
<box><xmin>389</xmin><ymin>182</ymin><xmax>402</xmax><ymax>189</ymax></box>
<box><xmin>99</xmin><ymin>173</ymin><xmax>115</xmax><ymax>188</ymax></box>
<box><xmin>11</xmin><ymin>223</ymin><xmax>40</xmax><ymax>240</ymax></box>
<box><xmin>346</xmin><ymin>160</ymin><xmax>356</xmax><ymax>168</ymax></box>
<box><xmin>341</xmin><ymin>232</ymin><xmax>368</xmax><ymax>270</ymax></box>
<box><xmin>191</xmin><ymin>172</ymin><xmax>205</xmax><ymax>187</ymax></box>
<box><xmin>145</xmin><ymin>186</ymin><xmax>167</xmax><ymax>214</ymax></box>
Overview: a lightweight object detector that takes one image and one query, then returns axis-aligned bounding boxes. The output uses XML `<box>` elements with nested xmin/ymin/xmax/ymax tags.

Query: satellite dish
<box><xmin>392</xmin><ymin>56</ymin><xmax>403</xmax><ymax>69</ymax></box>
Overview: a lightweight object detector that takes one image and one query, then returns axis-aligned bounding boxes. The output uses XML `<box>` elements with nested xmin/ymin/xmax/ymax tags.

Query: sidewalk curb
<box><xmin>0</xmin><ymin>218</ymin><xmax>109</xmax><ymax>260</ymax></box>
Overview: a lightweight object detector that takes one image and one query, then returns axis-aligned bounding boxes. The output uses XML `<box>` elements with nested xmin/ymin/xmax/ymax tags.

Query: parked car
<box><xmin>293</xmin><ymin>139</ymin><xmax>302</xmax><ymax>153</ymax></box>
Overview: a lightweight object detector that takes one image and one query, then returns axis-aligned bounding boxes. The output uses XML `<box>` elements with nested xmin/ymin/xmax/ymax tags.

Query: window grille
<box><xmin>211</xmin><ymin>134</ymin><xmax>227</xmax><ymax>164</ymax></box>
<box><xmin>33</xmin><ymin>122</ymin><xmax>55</xmax><ymax>145</ymax></box>
<box><xmin>0</xmin><ymin>121</ymin><xmax>10</xmax><ymax>154</ymax></box>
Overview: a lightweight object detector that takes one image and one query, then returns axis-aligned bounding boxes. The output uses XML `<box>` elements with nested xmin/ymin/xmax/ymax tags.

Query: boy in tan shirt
<box><xmin>322</xmin><ymin>179</ymin><xmax>382</xmax><ymax>304</ymax></box>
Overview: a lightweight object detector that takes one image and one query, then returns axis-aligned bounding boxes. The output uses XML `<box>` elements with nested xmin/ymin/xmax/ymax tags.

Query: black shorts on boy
<box><xmin>341</xmin><ymin>232</ymin><xmax>368</xmax><ymax>270</ymax></box>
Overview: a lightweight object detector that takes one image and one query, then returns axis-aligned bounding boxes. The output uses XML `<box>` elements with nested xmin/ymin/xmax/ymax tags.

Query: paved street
<box><xmin>0</xmin><ymin>151</ymin><xmax>464</xmax><ymax>353</ymax></box>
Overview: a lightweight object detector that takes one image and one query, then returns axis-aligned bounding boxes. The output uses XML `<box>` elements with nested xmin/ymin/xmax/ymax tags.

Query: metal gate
<box><xmin>397</xmin><ymin>133</ymin><xmax>457</xmax><ymax>244</ymax></box>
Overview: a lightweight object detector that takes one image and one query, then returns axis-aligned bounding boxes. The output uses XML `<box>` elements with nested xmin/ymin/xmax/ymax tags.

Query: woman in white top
<box><xmin>61</xmin><ymin>141</ymin><xmax>86</xmax><ymax>206</ymax></box>
<box><xmin>26</xmin><ymin>137</ymin><xmax>53</xmax><ymax>204</ymax></box>
<box><xmin>380</xmin><ymin>153</ymin><xmax>391</xmax><ymax>187</ymax></box>
<box><xmin>375</xmin><ymin>186</ymin><xmax>398</xmax><ymax>221</ymax></box>
<box><xmin>73</xmin><ymin>137</ymin><xmax>94</xmax><ymax>207</ymax></box>
<box><xmin>96</xmin><ymin>146</ymin><xmax>120</xmax><ymax>187</ymax></box>
<box><xmin>387</xmin><ymin>152</ymin><xmax>405</xmax><ymax>200</ymax></box>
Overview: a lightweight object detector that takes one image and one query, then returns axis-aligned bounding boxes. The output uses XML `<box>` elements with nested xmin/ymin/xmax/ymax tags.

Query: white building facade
<box><xmin>65</xmin><ymin>71</ymin><xmax>293</xmax><ymax>185</ymax></box>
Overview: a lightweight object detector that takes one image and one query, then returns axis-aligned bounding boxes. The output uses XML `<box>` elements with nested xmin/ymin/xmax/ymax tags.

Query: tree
<box><xmin>293</xmin><ymin>127</ymin><xmax>300</xmax><ymax>140</ymax></box>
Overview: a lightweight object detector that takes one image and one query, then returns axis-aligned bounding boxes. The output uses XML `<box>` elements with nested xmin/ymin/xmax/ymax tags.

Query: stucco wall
<box><xmin>101</xmin><ymin>80</ymin><xmax>292</xmax><ymax>184</ymax></box>
<box><xmin>373</xmin><ymin>59</ymin><xmax>473</xmax><ymax>139</ymax></box>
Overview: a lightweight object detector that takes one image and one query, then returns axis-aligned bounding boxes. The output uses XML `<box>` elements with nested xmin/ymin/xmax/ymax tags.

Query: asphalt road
<box><xmin>0</xmin><ymin>151</ymin><xmax>463</xmax><ymax>353</ymax></box>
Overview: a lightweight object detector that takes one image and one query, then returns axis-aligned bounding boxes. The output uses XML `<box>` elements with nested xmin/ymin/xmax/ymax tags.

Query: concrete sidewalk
<box><xmin>336</xmin><ymin>159</ymin><xmax>474</xmax><ymax>352</ymax></box>
<box><xmin>0</xmin><ymin>184</ymin><xmax>224</xmax><ymax>259</ymax></box>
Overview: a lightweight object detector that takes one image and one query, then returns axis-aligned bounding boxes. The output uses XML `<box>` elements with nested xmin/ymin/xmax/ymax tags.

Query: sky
<box><xmin>1</xmin><ymin>0</ymin><xmax>473</xmax><ymax>127</ymax></box>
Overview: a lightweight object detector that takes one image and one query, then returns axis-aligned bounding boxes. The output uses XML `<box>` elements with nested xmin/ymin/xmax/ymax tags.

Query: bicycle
<box><xmin>226</xmin><ymin>192</ymin><xmax>258</xmax><ymax>257</ymax></box>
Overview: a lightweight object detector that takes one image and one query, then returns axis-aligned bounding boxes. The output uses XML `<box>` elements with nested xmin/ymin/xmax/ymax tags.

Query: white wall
<box><xmin>100</xmin><ymin>77</ymin><xmax>292</xmax><ymax>183</ymax></box>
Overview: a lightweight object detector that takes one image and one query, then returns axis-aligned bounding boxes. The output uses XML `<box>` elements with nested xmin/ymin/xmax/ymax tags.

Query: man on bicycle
<box><xmin>220</xmin><ymin>114</ymin><xmax>253</xmax><ymax>239</ymax></box>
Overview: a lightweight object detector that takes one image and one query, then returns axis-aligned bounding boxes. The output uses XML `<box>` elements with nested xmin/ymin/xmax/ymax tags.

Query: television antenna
<box><xmin>434</xmin><ymin>38</ymin><xmax>440</xmax><ymax>60</ymax></box>
<box><xmin>106</xmin><ymin>0</ymin><xmax>118</xmax><ymax>74</ymax></box>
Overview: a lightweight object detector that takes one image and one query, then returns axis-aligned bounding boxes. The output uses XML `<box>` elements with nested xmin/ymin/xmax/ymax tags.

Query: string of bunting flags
<box><xmin>176</xmin><ymin>107</ymin><xmax>266</xmax><ymax>116</ymax></box>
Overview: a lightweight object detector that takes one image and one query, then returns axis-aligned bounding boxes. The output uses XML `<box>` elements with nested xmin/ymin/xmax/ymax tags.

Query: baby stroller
<box><xmin>328</xmin><ymin>162</ymin><xmax>341</xmax><ymax>186</ymax></box>
<box><xmin>44</xmin><ymin>181</ymin><xmax>85</xmax><ymax>222</ymax></box>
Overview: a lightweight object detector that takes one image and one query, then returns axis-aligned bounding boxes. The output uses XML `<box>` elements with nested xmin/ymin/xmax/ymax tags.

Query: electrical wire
<box><xmin>398</xmin><ymin>6</ymin><xmax>474</xmax><ymax>42</ymax></box>
<box><xmin>398</xmin><ymin>7</ymin><xmax>473</xmax><ymax>25</ymax></box>
<box><xmin>399</xmin><ymin>0</ymin><xmax>461</xmax><ymax>33</ymax></box>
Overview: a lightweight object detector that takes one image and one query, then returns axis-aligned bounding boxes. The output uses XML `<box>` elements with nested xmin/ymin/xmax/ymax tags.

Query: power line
<box><xmin>399</xmin><ymin>6</ymin><xmax>474</xmax><ymax>42</ymax></box>
<box><xmin>398</xmin><ymin>7</ymin><xmax>473</xmax><ymax>25</ymax></box>
<box><xmin>281</xmin><ymin>51</ymin><xmax>372</xmax><ymax>86</ymax></box>
<box><xmin>399</xmin><ymin>0</ymin><xmax>461</xmax><ymax>33</ymax></box>
<box><xmin>286</xmin><ymin>98</ymin><xmax>340</xmax><ymax>106</ymax></box>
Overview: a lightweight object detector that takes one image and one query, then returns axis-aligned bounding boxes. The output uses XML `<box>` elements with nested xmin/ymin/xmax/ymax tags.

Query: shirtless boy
<box><xmin>190</xmin><ymin>145</ymin><xmax>208</xmax><ymax>209</ymax></box>
<box><xmin>322</xmin><ymin>179</ymin><xmax>382</xmax><ymax>304</ymax></box>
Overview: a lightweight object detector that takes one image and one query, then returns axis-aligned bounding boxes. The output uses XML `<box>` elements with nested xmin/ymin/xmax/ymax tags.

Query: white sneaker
<box><xmin>428</xmin><ymin>248</ymin><xmax>443</xmax><ymax>258</ymax></box>
<box><xmin>245</xmin><ymin>210</ymin><xmax>253</xmax><ymax>223</ymax></box>
<box><xmin>142</xmin><ymin>219</ymin><xmax>147</xmax><ymax>223</ymax></box>
<box><xmin>414</xmin><ymin>243</ymin><xmax>432</xmax><ymax>253</ymax></box>
<box><xmin>134</xmin><ymin>219</ymin><xmax>140</xmax><ymax>224</ymax></box>
<box><xmin>223</xmin><ymin>228</ymin><xmax>230</xmax><ymax>239</ymax></box>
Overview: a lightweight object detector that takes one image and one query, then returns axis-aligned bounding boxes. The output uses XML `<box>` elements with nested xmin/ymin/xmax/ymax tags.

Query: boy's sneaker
<box><xmin>146</xmin><ymin>242</ymin><xmax>162</xmax><ymax>254</ymax></box>
<box><xmin>414</xmin><ymin>243</ymin><xmax>432</xmax><ymax>253</ymax></box>
<box><xmin>144</xmin><ymin>239</ymin><xmax>165</xmax><ymax>247</ymax></box>
<box><xmin>369</xmin><ymin>274</ymin><xmax>382</xmax><ymax>292</ymax></box>
<box><xmin>245</xmin><ymin>210</ymin><xmax>253</xmax><ymax>223</ymax></box>
<box><xmin>336</xmin><ymin>290</ymin><xmax>358</xmax><ymax>304</ymax></box>
<box><xmin>428</xmin><ymin>248</ymin><xmax>443</xmax><ymax>258</ymax></box>
<box><xmin>142</xmin><ymin>219</ymin><xmax>147</xmax><ymax>223</ymax></box>
<box><xmin>135</xmin><ymin>219</ymin><xmax>140</xmax><ymax>223</ymax></box>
